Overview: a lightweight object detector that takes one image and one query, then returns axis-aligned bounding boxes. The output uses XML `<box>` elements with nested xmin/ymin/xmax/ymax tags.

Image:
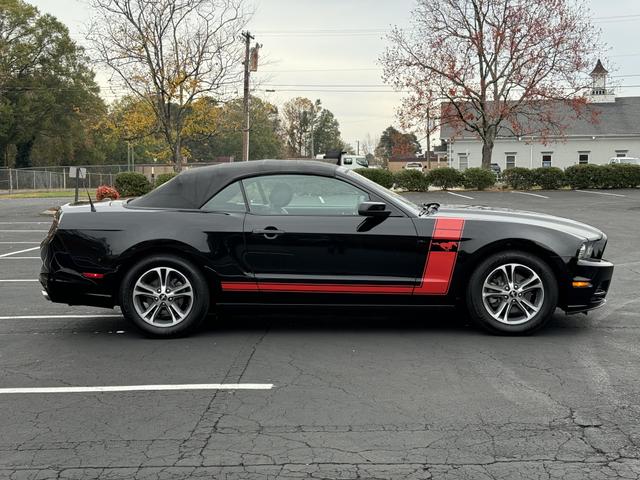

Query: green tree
<box><xmin>313</xmin><ymin>108</ymin><xmax>343</xmax><ymax>156</ymax></box>
<box><xmin>0</xmin><ymin>0</ymin><xmax>104</xmax><ymax>167</ymax></box>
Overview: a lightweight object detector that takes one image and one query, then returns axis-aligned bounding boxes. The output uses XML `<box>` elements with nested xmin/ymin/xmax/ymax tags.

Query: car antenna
<box><xmin>82</xmin><ymin>176</ymin><xmax>96</xmax><ymax>212</ymax></box>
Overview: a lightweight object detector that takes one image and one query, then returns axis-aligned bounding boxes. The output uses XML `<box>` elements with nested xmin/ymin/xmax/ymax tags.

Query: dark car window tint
<box><xmin>201</xmin><ymin>181</ymin><xmax>246</xmax><ymax>212</ymax></box>
<box><xmin>242</xmin><ymin>174</ymin><xmax>369</xmax><ymax>216</ymax></box>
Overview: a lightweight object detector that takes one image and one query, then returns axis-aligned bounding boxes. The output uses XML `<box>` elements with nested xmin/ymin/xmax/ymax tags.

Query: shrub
<box><xmin>427</xmin><ymin>167</ymin><xmax>465</xmax><ymax>190</ymax></box>
<box><xmin>353</xmin><ymin>168</ymin><xmax>394</xmax><ymax>188</ymax></box>
<box><xmin>114</xmin><ymin>171</ymin><xmax>152</xmax><ymax>197</ymax></box>
<box><xmin>599</xmin><ymin>164</ymin><xmax>640</xmax><ymax>189</ymax></box>
<box><xmin>532</xmin><ymin>167</ymin><xmax>565</xmax><ymax>190</ymax></box>
<box><xmin>462</xmin><ymin>168</ymin><xmax>495</xmax><ymax>190</ymax></box>
<box><xmin>95</xmin><ymin>185</ymin><xmax>120</xmax><ymax>201</ymax></box>
<box><xmin>393</xmin><ymin>169</ymin><xmax>430</xmax><ymax>191</ymax></box>
<box><xmin>564</xmin><ymin>164</ymin><xmax>602</xmax><ymax>189</ymax></box>
<box><xmin>502</xmin><ymin>167</ymin><xmax>535</xmax><ymax>190</ymax></box>
<box><xmin>155</xmin><ymin>172</ymin><xmax>177</xmax><ymax>188</ymax></box>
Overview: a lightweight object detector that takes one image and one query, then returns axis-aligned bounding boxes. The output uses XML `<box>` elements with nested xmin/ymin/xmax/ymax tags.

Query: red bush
<box><xmin>96</xmin><ymin>185</ymin><xmax>120</xmax><ymax>201</ymax></box>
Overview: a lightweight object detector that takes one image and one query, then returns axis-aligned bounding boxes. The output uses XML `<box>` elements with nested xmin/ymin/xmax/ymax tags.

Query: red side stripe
<box><xmin>221</xmin><ymin>217</ymin><xmax>465</xmax><ymax>296</ymax></box>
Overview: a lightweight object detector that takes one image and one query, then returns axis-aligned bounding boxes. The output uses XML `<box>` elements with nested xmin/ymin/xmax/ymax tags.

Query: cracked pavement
<box><xmin>0</xmin><ymin>191</ymin><xmax>639</xmax><ymax>479</ymax></box>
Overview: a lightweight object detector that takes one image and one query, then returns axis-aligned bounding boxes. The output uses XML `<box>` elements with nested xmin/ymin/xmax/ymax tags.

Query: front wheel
<box><xmin>120</xmin><ymin>255</ymin><xmax>210</xmax><ymax>337</ymax></box>
<box><xmin>466</xmin><ymin>251</ymin><xmax>558</xmax><ymax>335</ymax></box>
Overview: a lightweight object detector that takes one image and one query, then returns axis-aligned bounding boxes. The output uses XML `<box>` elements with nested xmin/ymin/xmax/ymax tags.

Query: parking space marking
<box><xmin>0</xmin><ymin>246</ymin><xmax>40</xmax><ymax>258</ymax></box>
<box><xmin>0</xmin><ymin>314</ymin><xmax>122</xmax><ymax>319</ymax></box>
<box><xmin>0</xmin><ymin>279</ymin><xmax>39</xmax><ymax>282</ymax></box>
<box><xmin>0</xmin><ymin>242</ymin><xmax>40</xmax><ymax>244</ymax></box>
<box><xmin>447</xmin><ymin>191</ymin><xmax>474</xmax><ymax>199</ymax></box>
<box><xmin>0</xmin><ymin>222</ymin><xmax>49</xmax><ymax>225</ymax></box>
<box><xmin>0</xmin><ymin>230</ymin><xmax>48</xmax><ymax>233</ymax></box>
<box><xmin>0</xmin><ymin>384</ymin><xmax>274</xmax><ymax>394</ymax></box>
<box><xmin>512</xmin><ymin>191</ymin><xmax>549</xmax><ymax>199</ymax></box>
<box><xmin>575</xmin><ymin>190</ymin><xmax>626</xmax><ymax>197</ymax></box>
<box><xmin>0</xmin><ymin>256</ymin><xmax>40</xmax><ymax>259</ymax></box>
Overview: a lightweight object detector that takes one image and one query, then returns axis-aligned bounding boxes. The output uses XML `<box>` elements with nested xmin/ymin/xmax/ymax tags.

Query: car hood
<box><xmin>434</xmin><ymin>205</ymin><xmax>605</xmax><ymax>241</ymax></box>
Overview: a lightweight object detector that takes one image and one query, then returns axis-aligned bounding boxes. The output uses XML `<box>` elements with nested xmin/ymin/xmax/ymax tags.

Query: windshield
<box><xmin>356</xmin><ymin>157</ymin><xmax>368</xmax><ymax>167</ymax></box>
<box><xmin>345</xmin><ymin>169</ymin><xmax>421</xmax><ymax>216</ymax></box>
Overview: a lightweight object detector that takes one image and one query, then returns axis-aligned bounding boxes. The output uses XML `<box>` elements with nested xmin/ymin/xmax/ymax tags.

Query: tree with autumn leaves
<box><xmin>381</xmin><ymin>0</ymin><xmax>602</xmax><ymax>168</ymax></box>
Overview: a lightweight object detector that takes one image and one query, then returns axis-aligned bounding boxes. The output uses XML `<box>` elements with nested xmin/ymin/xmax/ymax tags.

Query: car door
<box><xmin>238</xmin><ymin>173</ymin><xmax>421</xmax><ymax>303</ymax></box>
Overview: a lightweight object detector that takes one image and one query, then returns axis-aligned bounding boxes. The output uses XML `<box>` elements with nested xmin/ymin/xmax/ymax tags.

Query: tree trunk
<box><xmin>15</xmin><ymin>137</ymin><xmax>35</xmax><ymax>169</ymax></box>
<box><xmin>481</xmin><ymin>140</ymin><xmax>494</xmax><ymax>170</ymax></box>
<box><xmin>173</xmin><ymin>136</ymin><xmax>182</xmax><ymax>173</ymax></box>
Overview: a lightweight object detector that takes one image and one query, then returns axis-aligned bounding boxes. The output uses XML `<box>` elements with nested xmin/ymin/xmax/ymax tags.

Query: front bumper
<box><xmin>562</xmin><ymin>258</ymin><xmax>614</xmax><ymax>314</ymax></box>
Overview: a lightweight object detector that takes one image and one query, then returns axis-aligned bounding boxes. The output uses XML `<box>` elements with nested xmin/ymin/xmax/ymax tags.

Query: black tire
<box><xmin>465</xmin><ymin>250</ymin><xmax>558</xmax><ymax>335</ymax></box>
<box><xmin>120</xmin><ymin>255</ymin><xmax>210</xmax><ymax>337</ymax></box>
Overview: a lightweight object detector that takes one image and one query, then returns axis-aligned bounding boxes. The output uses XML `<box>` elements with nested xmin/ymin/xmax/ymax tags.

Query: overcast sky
<box><xmin>28</xmin><ymin>0</ymin><xmax>640</xmax><ymax>151</ymax></box>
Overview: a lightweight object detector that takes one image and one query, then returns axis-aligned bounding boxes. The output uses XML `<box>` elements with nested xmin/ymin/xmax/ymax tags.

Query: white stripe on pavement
<box><xmin>0</xmin><ymin>222</ymin><xmax>49</xmax><ymax>225</ymax></box>
<box><xmin>575</xmin><ymin>190</ymin><xmax>626</xmax><ymax>197</ymax></box>
<box><xmin>0</xmin><ymin>246</ymin><xmax>40</xmax><ymax>258</ymax></box>
<box><xmin>447</xmin><ymin>191</ymin><xmax>474</xmax><ymax>199</ymax></box>
<box><xmin>511</xmin><ymin>191</ymin><xmax>549</xmax><ymax>199</ymax></box>
<box><xmin>0</xmin><ymin>230</ymin><xmax>48</xmax><ymax>233</ymax></box>
<box><xmin>0</xmin><ymin>256</ymin><xmax>40</xmax><ymax>259</ymax></box>
<box><xmin>0</xmin><ymin>279</ymin><xmax>39</xmax><ymax>282</ymax></box>
<box><xmin>0</xmin><ymin>384</ymin><xmax>274</xmax><ymax>394</ymax></box>
<box><xmin>0</xmin><ymin>314</ymin><xmax>122</xmax><ymax>320</ymax></box>
<box><xmin>0</xmin><ymin>242</ymin><xmax>41</xmax><ymax>244</ymax></box>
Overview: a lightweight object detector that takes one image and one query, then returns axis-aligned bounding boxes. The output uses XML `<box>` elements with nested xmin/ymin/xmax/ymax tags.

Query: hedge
<box><xmin>462</xmin><ymin>168</ymin><xmax>495</xmax><ymax>190</ymax></box>
<box><xmin>353</xmin><ymin>168</ymin><xmax>394</xmax><ymax>188</ymax></box>
<box><xmin>114</xmin><ymin>172</ymin><xmax>152</xmax><ymax>197</ymax></box>
<box><xmin>155</xmin><ymin>172</ymin><xmax>177</xmax><ymax>187</ymax></box>
<box><xmin>564</xmin><ymin>164</ymin><xmax>602</xmax><ymax>189</ymax></box>
<box><xmin>532</xmin><ymin>167</ymin><xmax>565</xmax><ymax>190</ymax></box>
<box><xmin>599</xmin><ymin>164</ymin><xmax>640</xmax><ymax>189</ymax></box>
<box><xmin>427</xmin><ymin>167</ymin><xmax>465</xmax><ymax>190</ymax></box>
<box><xmin>502</xmin><ymin>167</ymin><xmax>535</xmax><ymax>190</ymax></box>
<box><xmin>393</xmin><ymin>169</ymin><xmax>430</xmax><ymax>191</ymax></box>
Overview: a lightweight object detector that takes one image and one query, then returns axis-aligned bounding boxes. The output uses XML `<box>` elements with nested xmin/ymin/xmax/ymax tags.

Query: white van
<box><xmin>316</xmin><ymin>153</ymin><xmax>368</xmax><ymax>170</ymax></box>
<box><xmin>609</xmin><ymin>157</ymin><xmax>640</xmax><ymax>165</ymax></box>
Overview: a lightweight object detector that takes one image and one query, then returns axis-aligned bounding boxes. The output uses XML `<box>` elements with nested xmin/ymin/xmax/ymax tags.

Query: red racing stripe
<box><xmin>221</xmin><ymin>217</ymin><xmax>465</xmax><ymax>296</ymax></box>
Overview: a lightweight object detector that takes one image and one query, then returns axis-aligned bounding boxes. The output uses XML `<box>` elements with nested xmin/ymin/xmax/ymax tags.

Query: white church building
<box><xmin>441</xmin><ymin>61</ymin><xmax>640</xmax><ymax>170</ymax></box>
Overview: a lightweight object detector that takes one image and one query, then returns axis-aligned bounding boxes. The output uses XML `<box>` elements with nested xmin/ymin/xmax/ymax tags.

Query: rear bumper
<box><xmin>40</xmin><ymin>272</ymin><xmax>116</xmax><ymax>308</ymax></box>
<box><xmin>562</xmin><ymin>258</ymin><xmax>614</xmax><ymax>314</ymax></box>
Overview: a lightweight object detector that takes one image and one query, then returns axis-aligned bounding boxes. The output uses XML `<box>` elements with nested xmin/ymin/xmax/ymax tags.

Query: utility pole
<box><xmin>241</xmin><ymin>31</ymin><xmax>255</xmax><ymax>162</ymax></box>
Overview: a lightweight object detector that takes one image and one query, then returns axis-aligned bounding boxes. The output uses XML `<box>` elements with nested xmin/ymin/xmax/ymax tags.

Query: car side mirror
<box><xmin>358</xmin><ymin>201</ymin><xmax>390</xmax><ymax>217</ymax></box>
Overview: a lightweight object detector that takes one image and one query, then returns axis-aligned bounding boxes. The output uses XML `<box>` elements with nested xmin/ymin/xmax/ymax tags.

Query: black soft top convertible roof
<box><xmin>129</xmin><ymin>160</ymin><xmax>339</xmax><ymax>209</ymax></box>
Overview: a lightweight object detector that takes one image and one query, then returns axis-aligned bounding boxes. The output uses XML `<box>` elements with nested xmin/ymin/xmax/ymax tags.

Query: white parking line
<box><xmin>0</xmin><ymin>314</ymin><xmax>122</xmax><ymax>320</ymax></box>
<box><xmin>512</xmin><ymin>191</ymin><xmax>549</xmax><ymax>199</ymax></box>
<box><xmin>0</xmin><ymin>242</ymin><xmax>40</xmax><ymax>244</ymax></box>
<box><xmin>447</xmin><ymin>191</ymin><xmax>474</xmax><ymax>199</ymax></box>
<box><xmin>575</xmin><ymin>190</ymin><xmax>626</xmax><ymax>197</ymax></box>
<box><xmin>0</xmin><ymin>256</ymin><xmax>40</xmax><ymax>259</ymax></box>
<box><xmin>0</xmin><ymin>222</ymin><xmax>49</xmax><ymax>225</ymax></box>
<box><xmin>0</xmin><ymin>246</ymin><xmax>40</xmax><ymax>258</ymax></box>
<box><xmin>0</xmin><ymin>279</ymin><xmax>39</xmax><ymax>282</ymax></box>
<box><xmin>0</xmin><ymin>384</ymin><xmax>274</xmax><ymax>394</ymax></box>
<box><xmin>0</xmin><ymin>230</ymin><xmax>48</xmax><ymax>233</ymax></box>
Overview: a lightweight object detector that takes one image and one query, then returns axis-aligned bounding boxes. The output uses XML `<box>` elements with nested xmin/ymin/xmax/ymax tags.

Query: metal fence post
<box><xmin>49</xmin><ymin>171</ymin><xmax>52</xmax><ymax>190</ymax></box>
<box><xmin>9</xmin><ymin>169</ymin><xmax>12</xmax><ymax>192</ymax></box>
<box><xmin>33</xmin><ymin>171</ymin><xmax>36</xmax><ymax>189</ymax></box>
<box><xmin>63</xmin><ymin>170</ymin><xmax>66</xmax><ymax>190</ymax></box>
<box><xmin>15</xmin><ymin>170</ymin><xmax>18</xmax><ymax>190</ymax></box>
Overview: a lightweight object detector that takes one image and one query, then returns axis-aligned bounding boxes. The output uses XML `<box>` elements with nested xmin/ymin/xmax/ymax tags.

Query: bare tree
<box><xmin>381</xmin><ymin>0</ymin><xmax>602</xmax><ymax>169</ymax></box>
<box><xmin>88</xmin><ymin>0</ymin><xmax>249</xmax><ymax>171</ymax></box>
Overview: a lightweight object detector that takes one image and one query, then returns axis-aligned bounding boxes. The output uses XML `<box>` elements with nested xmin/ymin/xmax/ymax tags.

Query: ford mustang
<box><xmin>40</xmin><ymin>160</ymin><xmax>614</xmax><ymax>337</ymax></box>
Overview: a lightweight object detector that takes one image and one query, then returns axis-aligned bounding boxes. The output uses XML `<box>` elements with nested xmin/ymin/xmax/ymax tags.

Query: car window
<box><xmin>242</xmin><ymin>174</ymin><xmax>369</xmax><ymax>216</ymax></box>
<box><xmin>200</xmin><ymin>181</ymin><xmax>246</xmax><ymax>212</ymax></box>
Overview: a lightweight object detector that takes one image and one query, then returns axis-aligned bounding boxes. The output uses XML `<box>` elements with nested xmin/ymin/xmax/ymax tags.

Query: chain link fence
<box><xmin>0</xmin><ymin>162</ymin><xmax>221</xmax><ymax>193</ymax></box>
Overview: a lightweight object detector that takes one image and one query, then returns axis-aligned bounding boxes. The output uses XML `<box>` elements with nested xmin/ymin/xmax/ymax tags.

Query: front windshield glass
<box><xmin>345</xmin><ymin>169</ymin><xmax>421</xmax><ymax>216</ymax></box>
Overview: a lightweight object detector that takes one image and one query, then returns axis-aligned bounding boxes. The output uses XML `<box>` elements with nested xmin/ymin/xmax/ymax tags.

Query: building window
<box><xmin>505</xmin><ymin>154</ymin><xmax>516</xmax><ymax>169</ymax></box>
<box><xmin>542</xmin><ymin>153</ymin><xmax>552</xmax><ymax>168</ymax></box>
<box><xmin>458</xmin><ymin>153</ymin><xmax>468</xmax><ymax>171</ymax></box>
<box><xmin>615</xmin><ymin>150</ymin><xmax>628</xmax><ymax>158</ymax></box>
<box><xmin>578</xmin><ymin>152</ymin><xmax>589</xmax><ymax>164</ymax></box>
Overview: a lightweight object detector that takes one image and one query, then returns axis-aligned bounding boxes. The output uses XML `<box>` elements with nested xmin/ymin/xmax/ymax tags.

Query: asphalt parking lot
<box><xmin>1</xmin><ymin>190</ymin><xmax>639</xmax><ymax>480</ymax></box>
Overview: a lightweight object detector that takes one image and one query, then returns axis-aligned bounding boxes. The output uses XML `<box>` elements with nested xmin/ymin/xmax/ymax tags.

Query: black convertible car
<box><xmin>41</xmin><ymin>160</ymin><xmax>613</xmax><ymax>337</ymax></box>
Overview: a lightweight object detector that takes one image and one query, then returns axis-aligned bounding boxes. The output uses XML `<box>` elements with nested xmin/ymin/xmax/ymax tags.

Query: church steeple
<box><xmin>589</xmin><ymin>59</ymin><xmax>614</xmax><ymax>103</ymax></box>
<box><xmin>590</xmin><ymin>59</ymin><xmax>609</xmax><ymax>96</ymax></box>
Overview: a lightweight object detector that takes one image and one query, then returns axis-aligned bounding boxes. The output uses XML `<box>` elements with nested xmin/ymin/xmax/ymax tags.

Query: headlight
<box><xmin>577</xmin><ymin>242</ymin><xmax>594</xmax><ymax>259</ymax></box>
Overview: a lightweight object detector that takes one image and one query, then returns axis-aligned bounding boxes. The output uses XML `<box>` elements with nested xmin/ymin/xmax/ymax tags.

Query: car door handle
<box><xmin>252</xmin><ymin>227</ymin><xmax>285</xmax><ymax>239</ymax></box>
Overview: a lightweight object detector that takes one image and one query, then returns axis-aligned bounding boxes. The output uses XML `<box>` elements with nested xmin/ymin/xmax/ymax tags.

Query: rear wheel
<box><xmin>120</xmin><ymin>255</ymin><xmax>209</xmax><ymax>337</ymax></box>
<box><xmin>466</xmin><ymin>251</ymin><xmax>558</xmax><ymax>334</ymax></box>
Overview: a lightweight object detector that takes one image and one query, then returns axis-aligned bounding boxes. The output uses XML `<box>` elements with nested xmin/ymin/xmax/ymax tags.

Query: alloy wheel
<box><xmin>132</xmin><ymin>267</ymin><xmax>194</xmax><ymax>327</ymax></box>
<box><xmin>481</xmin><ymin>263</ymin><xmax>545</xmax><ymax>325</ymax></box>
